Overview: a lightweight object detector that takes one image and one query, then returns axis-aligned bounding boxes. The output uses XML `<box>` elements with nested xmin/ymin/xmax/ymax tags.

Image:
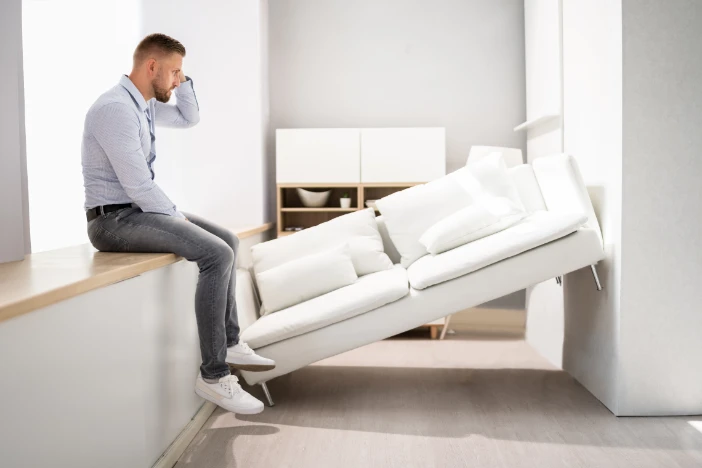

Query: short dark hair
<box><xmin>133</xmin><ymin>33</ymin><xmax>186</xmax><ymax>64</ymax></box>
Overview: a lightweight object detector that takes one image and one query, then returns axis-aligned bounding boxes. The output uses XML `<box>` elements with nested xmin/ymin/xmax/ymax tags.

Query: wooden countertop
<box><xmin>0</xmin><ymin>223</ymin><xmax>273</xmax><ymax>324</ymax></box>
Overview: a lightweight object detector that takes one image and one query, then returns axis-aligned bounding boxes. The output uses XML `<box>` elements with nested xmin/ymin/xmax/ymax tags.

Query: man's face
<box><xmin>151</xmin><ymin>53</ymin><xmax>183</xmax><ymax>103</ymax></box>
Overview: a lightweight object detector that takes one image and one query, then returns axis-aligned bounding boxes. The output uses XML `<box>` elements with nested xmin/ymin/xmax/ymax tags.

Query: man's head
<box><xmin>132</xmin><ymin>33</ymin><xmax>186</xmax><ymax>103</ymax></box>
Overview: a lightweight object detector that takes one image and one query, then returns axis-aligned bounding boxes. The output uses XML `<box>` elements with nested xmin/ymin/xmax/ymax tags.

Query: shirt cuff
<box><xmin>176</xmin><ymin>78</ymin><xmax>194</xmax><ymax>93</ymax></box>
<box><xmin>175</xmin><ymin>77</ymin><xmax>199</xmax><ymax>110</ymax></box>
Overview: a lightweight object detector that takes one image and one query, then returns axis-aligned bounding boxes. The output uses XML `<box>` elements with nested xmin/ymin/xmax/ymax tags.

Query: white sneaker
<box><xmin>194</xmin><ymin>373</ymin><xmax>264</xmax><ymax>414</ymax></box>
<box><xmin>226</xmin><ymin>341</ymin><xmax>276</xmax><ymax>372</ymax></box>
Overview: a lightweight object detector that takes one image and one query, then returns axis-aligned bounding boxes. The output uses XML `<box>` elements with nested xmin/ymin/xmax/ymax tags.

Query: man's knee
<box><xmin>199</xmin><ymin>232</ymin><xmax>237</xmax><ymax>268</ymax></box>
<box><xmin>207</xmin><ymin>240</ymin><xmax>235</xmax><ymax>267</ymax></box>
<box><xmin>222</xmin><ymin>231</ymin><xmax>239</xmax><ymax>252</ymax></box>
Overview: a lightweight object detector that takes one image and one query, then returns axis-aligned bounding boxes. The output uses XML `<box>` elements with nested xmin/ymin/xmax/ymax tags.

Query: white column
<box><xmin>522</xmin><ymin>0</ymin><xmax>566</xmax><ymax>367</ymax></box>
<box><xmin>560</xmin><ymin>0</ymin><xmax>623</xmax><ymax>414</ymax></box>
<box><xmin>0</xmin><ymin>0</ymin><xmax>30</xmax><ymax>263</ymax></box>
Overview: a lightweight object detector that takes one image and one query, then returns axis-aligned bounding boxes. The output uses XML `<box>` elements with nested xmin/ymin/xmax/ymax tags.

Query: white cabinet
<box><xmin>360</xmin><ymin>128</ymin><xmax>445</xmax><ymax>183</ymax></box>
<box><xmin>275</xmin><ymin>127</ymin><xmax>446</xmax><ymax>184</ymax></box>
<box><xmin>276</xmin><ymin>128</ymin><xmax>361</xmax><ymax>183</ymax></box>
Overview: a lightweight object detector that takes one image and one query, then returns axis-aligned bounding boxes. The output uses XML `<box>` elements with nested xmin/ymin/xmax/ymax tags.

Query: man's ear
<box><xmin>146</xmin><ymin>58</ymin><xmax>157</xmax><ymax>76</ymax></box>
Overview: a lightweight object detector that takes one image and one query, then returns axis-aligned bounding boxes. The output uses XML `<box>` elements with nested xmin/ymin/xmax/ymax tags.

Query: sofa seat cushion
<box><xmin>407</xmin><ymin>211</ymin><xmax>588</xmax><ymax>290</ymax></box>
<box><xmin>242</xmin><ymin>265</ymin><xmax>409</xmax><ymax>349</ymax></box>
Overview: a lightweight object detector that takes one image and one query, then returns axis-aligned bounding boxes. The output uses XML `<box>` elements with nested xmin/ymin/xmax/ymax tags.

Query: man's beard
<box><xmin>152</xmin><ymin>78</ymin><xmax>172</xmax><ymax>103</ymax></box>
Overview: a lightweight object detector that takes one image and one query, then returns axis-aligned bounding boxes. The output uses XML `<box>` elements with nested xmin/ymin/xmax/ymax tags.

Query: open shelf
<box><xmin>281</xmin><ymin>208</ymin><xmax>357</xmax><ymax>213</ymax></box>
<box><xmin>276</xmin><ymin>182</ymin><xmax>422</xmax><ymax>237</ymax></box>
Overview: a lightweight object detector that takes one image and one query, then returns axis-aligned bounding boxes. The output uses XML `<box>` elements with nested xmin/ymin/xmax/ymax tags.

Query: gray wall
<box><xmin>617</xmin><ymin>0</ymin><xmax>702</xmax><ymax>415</ymax></box>
<box><xmin>0</xmin><ymin>0</ymin><xmax>30</xmax><ymax>263</ymax></box>
<box><xmin>268</xmin><ymin>0</ymin><xmax>526</xmax><ymax>177</ymax></box>
<box><xmin>268</xmin><ymin>0</ymin><xmax>527</xmax><ymax>309</ymax></box>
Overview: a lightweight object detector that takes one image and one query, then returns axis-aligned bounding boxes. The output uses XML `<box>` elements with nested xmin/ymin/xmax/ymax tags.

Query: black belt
<box><xmin>86</xmin><ymin>204</ymin><xmax>132</xmax><ymax>222</ymax></box>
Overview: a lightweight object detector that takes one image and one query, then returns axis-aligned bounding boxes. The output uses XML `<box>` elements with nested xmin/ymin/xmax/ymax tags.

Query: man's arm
<box><xmin>91</xmin><ymin>102</ymin><xmax>186</xmax><ymax>219</ymax></box>
<box><xmin>154</xmin><ymin>74</ymin><xmax>200</xmax><ymax>128</ymax></box>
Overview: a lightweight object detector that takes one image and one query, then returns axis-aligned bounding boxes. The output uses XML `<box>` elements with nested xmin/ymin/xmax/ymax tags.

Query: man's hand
<box><xmin>179</xmin><ymin>70</ymin><xmax>187</xmax><ymax>83</ymax></box>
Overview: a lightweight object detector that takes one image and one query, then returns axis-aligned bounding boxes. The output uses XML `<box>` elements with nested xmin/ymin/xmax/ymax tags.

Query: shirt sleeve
<box><xmin>90</xmin><ymin>103</ymin><xmax>186</xmax><ymax>218</ymax></box>
<box><xmin>154</xmin><ymin>77</ymin><xmax>200</xmax><ymax>128</ymax></box>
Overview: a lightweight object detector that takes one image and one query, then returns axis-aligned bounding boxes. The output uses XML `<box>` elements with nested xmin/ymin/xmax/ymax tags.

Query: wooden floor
<box><xmin>176</xmin><ymin>332</ymin><xmax>702</xmax><ymax>468</ymax></box>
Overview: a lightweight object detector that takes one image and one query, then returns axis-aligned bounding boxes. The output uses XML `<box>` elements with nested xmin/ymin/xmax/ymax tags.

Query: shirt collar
<box><xmin>119</xmin><ymin>75</ymin><xmax>149</xmax><ymax>113</ymax></box>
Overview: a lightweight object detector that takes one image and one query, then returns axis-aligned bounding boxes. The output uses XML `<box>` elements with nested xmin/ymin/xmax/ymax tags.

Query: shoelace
<box><xmin>220</xmin><ymin>374</ymin><xmax>242</xmax><ymax>396</ymax></box>
<box><xmin>236</xmin><ymin>342</ymin><xmax>254</xmax><ymax>355</ymax></box>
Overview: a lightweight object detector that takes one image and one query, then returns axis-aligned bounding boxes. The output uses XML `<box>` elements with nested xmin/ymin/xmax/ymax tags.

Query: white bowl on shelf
<box><xmin>296</xmin><ymin>188</ymin><xmax>331</xmax><ymax>208</ymax></box>
<box><xmin>365</xmin><ymin>199</ymin><xmax>378</xmax><ymax>211</ymax></box>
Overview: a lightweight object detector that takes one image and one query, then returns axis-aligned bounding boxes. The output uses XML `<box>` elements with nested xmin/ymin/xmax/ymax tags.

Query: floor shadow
<box><xmin>175</xmin><ymin>424</ymin><xmax>279</xmax><ymax>467</ymax></box>
<box><xmin>237</xmin><ymin>366</ymin><xmax>702</xmax><ymax>452</ymax></box>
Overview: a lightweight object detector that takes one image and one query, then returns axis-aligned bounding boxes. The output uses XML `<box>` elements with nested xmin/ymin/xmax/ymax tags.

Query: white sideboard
<box><xmin>276</xmin><ymin>128</ymin><xmax>361</xmax><ymax>183</ymax></box>
<box><xmin>360</xmin><ymin>128</ymin><xmax>445</xmax><ymax>183</ymax></box>
<box><xmin>276</xmin><ymin>127</ymin><xmax>445</xmax><ymax>184</ymax></box>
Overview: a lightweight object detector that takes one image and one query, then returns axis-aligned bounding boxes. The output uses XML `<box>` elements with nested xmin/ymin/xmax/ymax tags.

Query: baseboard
<box><xmin>449</xmin><ymin>307</ymin><xmax>526</xmax><ymax>336</ymax></box>
<box><xmin>151</xmin><ymin>401</ymin><xmax>217</xmax><ymax>468</ymax></box>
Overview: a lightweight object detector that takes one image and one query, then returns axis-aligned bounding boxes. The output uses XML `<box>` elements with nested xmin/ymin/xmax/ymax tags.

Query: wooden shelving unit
<box><xmin>276</xmin><ymin>182</ymin><xmax>421</xmax><ymax>237</ymax></box>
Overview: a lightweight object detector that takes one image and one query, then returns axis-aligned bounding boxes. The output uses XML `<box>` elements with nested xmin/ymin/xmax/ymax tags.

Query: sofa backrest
<box><xmin>508</xmin><ymin>164</ymin><xmax>547</xmax><ymax>212</ymax></box>
<box><xmin>531</xmin><ymin>154</ymin><xmax>603</xmax><ymax>247</ymax></box>
<box><xmin>373</xmin><ymin>153</ymin><xmax>604</xmax><ymax>255</ymax></box>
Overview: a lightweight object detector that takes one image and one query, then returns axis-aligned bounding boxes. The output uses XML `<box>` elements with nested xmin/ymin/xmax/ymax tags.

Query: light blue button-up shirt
<box><xmin>82</xmin><ymin>75</ymin><xmax>200</xmax><ymax>218</ymax></box>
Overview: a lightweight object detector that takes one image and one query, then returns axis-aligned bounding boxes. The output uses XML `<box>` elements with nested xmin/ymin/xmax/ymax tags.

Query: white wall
<box><xmin>0</xmin><ymin>230</ymin><xmax>268</xmax><ymax>467</ymax></box>
<box><xmin>21</xmin><ymin>0</ymin><xmax>269</xmax><ymax>253</ymax></box>
<box><xmin>0</xmin><ymin>0</ymin><xmax>30</xmax><ymax>263</ymax></box>
<box><xmin>618</xmin><ymin>0</ymin><xmax>702</xmax><ymax>416</ymax></box>
<box><xmin>22</xmin><ymin>0</ymin><xmax>142</xmax><ymax>253</ymax></box>
<box><xmin>0</xmin><ymin>262</ymin><xmax>201</xmax><ymax>468</ymax></box>
<box><xmin>560</xmin><ymin>0</ymin><xmax>623</xmax><ymax>414</ymax></box>
<box><xmin>142</xmin><ymin>0</ymin><xmax>268</xmax><ymax>230</ymax></box>
<box><xmin>552</xmin><ymin>0</ymin><xmax>702</xmax><ymax>417</ymax></box>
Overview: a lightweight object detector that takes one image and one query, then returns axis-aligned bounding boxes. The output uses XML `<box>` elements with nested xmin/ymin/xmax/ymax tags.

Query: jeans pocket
<box><xmin>89</xmin><ymin>224</ymin><xmax>130</xmax><ymax>252</ymax></box>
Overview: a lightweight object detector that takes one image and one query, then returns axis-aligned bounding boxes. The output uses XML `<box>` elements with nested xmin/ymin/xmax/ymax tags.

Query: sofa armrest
<box><xmin>235</xmin><ymin>268</ymin><xmax>261</xmax><ymax>332</ymax></box>
<box><xmin>532</xmin><ymin>154</ymin><xmax>603</xmax><ymax>248</ymax></box>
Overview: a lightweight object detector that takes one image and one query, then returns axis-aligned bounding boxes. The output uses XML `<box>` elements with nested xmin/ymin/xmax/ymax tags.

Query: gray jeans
<box><xmin>87</xmin><ymin>206</ymin><xmax>239</xmax><ymax>380</ymax></box>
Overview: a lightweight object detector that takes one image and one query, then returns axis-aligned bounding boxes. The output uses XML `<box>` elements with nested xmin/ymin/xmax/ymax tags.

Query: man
<box><xmin>81</xmin><ymin>33</ymin><xmax>274</xmax><ymax>415</ymax></box>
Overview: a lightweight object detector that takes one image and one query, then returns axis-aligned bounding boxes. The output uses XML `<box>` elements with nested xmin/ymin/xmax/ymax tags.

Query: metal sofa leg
<box><xmin>440</xmin><ymin>314</ymin><xmax>452</xmax><ymax>340</ymax></box>
<box><xmin>261</xmin><ymin>382</ymin><xmax>275</xmax><ymax>407</ymax></box>
<box><xmin>591</xmin><ymin>265</ymin><xmax>603</xmax><ymax>291</ymax></box>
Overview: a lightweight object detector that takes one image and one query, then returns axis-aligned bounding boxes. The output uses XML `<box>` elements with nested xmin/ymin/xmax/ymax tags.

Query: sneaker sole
<box><xmin>227</xmin><ymin>362</ymin><xmax>276</xmax><ymax>372</ymax></box>
<box><xmin>194</xmin><ymin>387</ymin><xmax>264</xmax><ymax>415</ymax></box>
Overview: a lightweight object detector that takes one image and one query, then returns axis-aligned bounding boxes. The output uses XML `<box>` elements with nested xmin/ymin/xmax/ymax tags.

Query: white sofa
<box><xmin>235</xmin><ymin>154</ymin><xmax>605</xmax><ymax>405</ymax></box>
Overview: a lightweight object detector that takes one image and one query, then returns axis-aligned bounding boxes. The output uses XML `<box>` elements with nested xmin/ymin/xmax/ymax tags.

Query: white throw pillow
<box><xmin>251</xmin><ymin>208</ymin><xmax>393</xmax><ymax>278</ymax></box>
<box><xmin>419</xmin><ymin>197</ymin><xmax>527</xmax><ymax>255</ymax></box>
<box><xmin>256</xmin><ymin>244</ymin><xmax>358</xmax><ymax>315</ymax></box>
<box><xmin>375</xmin><ymin>174</ymin><xmax>474</xmax><ymax>268</ymax></box>
<box><xmin>461</xmin><ymin>152</ymin><xmax>526</xmax><ymax>211</ymax></box>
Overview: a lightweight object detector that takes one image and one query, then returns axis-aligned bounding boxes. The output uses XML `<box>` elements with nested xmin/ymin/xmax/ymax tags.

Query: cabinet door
<box><xmin>276</xmin><ymin>129</ymin><xmax>360</xmax><ymax>183</ymax></box>
<box><xmin>361</xmin><ymin>128</ymin><xmax>445</xmax><ymax>183</ymax></box>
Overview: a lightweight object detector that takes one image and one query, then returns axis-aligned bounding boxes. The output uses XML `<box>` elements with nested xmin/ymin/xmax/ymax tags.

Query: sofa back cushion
<box><xmin>251</xmin><ymin>208</ymin><xmax>393</xmax><ymax>278</ymax></box>
<box><xmin>377</xmin><ymin>153</ymin><xmax>526</xmax><ymax>268</ymax></box>
<box><xmin>375</xmin><ymin>173</ymin><xmax>474</xmax><ymax>268</ymax></box>
<box><xmin>462</xmin><ymin>152</ymin><xmax>526</xmax><ymax>211</ymax></box>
